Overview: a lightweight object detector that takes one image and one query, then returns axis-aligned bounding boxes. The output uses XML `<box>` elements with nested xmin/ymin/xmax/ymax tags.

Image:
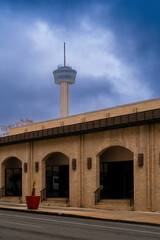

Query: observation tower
<box><xmin>53</xmin><ymin>43</ymin><xmax>77</xmax><ymax>118</ymax></box>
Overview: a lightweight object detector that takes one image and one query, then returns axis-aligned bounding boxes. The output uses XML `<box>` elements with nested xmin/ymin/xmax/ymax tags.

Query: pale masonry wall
<box><xmin>0</xmin><ymin>122</ymin><xmax>160</xmax><ymax>211</ymax></box>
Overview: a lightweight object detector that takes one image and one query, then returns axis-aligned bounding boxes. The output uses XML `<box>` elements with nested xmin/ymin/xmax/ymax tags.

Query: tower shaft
<box><xmin>53</xmin><ymin>43</ymin><xmax>76</xmax><ymax>118</ymax></box>
<box><xmin>60</xmin><ymin>82</ymin><xmax>69</xmax><ymax>117</ymax></box>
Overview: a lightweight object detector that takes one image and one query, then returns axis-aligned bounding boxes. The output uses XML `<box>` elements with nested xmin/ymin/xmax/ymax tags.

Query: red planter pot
<box><xmin>26</xmin><ymin>196</ymin><xmax>40</xmax><ymax>209</ymax></box>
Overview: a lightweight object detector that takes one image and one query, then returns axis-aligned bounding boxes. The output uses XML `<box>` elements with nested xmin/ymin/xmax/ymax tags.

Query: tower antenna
<box><xmin>64</xmin><ymin>42</ymin><xmax>66</xmax><ymax>66</ymax></box>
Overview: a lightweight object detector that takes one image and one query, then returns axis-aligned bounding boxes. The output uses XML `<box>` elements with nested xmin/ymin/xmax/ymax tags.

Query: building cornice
<box><xmin>0</xmin><ymin>108</ymin><xmax>160</xmax><ymax>146</ymax></box>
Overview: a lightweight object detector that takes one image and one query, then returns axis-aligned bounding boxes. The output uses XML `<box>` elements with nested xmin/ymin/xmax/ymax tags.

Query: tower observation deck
<box><xmin>53</xmin><ymin>43</ymin><xmax>77</xmax><ymax>118</ymax></box>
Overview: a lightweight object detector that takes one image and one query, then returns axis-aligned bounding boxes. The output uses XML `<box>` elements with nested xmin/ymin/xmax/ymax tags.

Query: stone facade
<box><xmin>0</xmin><ymin>98</ymin><xmax>160</xmax><ymax>212</ymax></box>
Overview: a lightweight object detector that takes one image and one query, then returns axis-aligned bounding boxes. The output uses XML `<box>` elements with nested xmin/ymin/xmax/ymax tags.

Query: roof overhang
<box><xmin>0</xmin><ymin>108</ymin><xmax>160</xmax><ymax>146</ymax></box>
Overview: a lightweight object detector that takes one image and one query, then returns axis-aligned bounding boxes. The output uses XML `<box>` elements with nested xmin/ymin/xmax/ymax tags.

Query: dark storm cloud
<box><xmin>70</xmin><ymin>76</ymin><xmax>115</xmax><ymax>114</ymax></box>
<box><xmin>0</xmin><ymin>0</ymin><xmax>90</xmax><ymax>26</ymax></box>
<box><xmin>101</xmin><ymin>0</ymin><xmax>160</xmax><ymax>94</ymax></box>
<box><xmin>0</xmin><ymin>72</ymin><xmax>60</xmax><ymax>124</ymax></box>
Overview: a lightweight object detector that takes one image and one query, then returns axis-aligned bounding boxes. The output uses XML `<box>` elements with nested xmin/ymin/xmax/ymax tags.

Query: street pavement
<box><xmin>0</xmin><ymin>202</ymin><xmax>160</xmax><ymax>226</ymax></box>
<box><xmin>0</xmin><ymin>209</ymin><xmax>160</xmax><ymax>239</ymax></box>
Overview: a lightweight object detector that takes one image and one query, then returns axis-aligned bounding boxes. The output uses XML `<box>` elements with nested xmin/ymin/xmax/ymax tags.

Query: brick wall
<box><xmin>0</xmin><ymin>122</ymin><xmax>160</xmax><ymax>211</ymax></box>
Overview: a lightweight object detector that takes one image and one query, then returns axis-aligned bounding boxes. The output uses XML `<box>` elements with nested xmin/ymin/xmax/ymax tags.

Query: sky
<box><xmin>0</xmin><ymin>0</ymin><xmax>160</xmax><ymax>125</ymax></box>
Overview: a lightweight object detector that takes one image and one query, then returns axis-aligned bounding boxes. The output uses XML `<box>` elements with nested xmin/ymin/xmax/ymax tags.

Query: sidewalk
<box><xmin>0</xmin><ymin>202</ymin><xmax>160</xmax><ymax>226</ymax></box>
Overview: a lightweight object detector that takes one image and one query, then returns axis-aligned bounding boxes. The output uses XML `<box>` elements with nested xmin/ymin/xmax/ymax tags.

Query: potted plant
<box><xmin>26</xmin><ymin>179</ymin><xmax>40</xmax><ymax>209</ymax></box>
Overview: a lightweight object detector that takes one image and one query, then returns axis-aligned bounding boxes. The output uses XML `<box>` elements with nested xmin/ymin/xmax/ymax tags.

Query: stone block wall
<box><xmin>0</xmin><ymin>122</ymin><xmax>160</xmax><ymax>211</ymax></box>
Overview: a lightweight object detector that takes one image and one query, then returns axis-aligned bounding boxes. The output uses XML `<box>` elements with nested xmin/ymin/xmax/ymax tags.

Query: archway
<box><xmin>45</xmin><ymin>152</ymin><xmax>69</xmax><ymax>198</ymax></box>
<box><xmin>3</xmin><ymin>157</ymin><xmax>22</xmax><ymax>197</ymax></box>
<box><xmin>99</xmin><ymin>146</ymin><xmax>133</xmax><ymax>199</ymax></box>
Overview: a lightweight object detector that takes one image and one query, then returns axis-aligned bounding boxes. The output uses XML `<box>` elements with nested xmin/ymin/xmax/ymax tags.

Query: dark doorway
<box><xmin>100</xmin><ymin>161</ymin><xmax>133</xmax><ymax>199</ymax></box>
<box><xmin>5</xmin><ymin>168</ymin><xmax>22</xmax><ymax>197</ymax></box>
<box><xmin>46</xmin><ymin>165</ymin><xmax>69</xmax><ymax>198</ymax></box>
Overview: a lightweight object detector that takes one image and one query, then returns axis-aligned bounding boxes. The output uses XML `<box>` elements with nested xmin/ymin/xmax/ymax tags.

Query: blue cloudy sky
<box><xmin>0</xmin><ymin>0</ymin><xmax>160</xmax><ymax>125</ymax></box>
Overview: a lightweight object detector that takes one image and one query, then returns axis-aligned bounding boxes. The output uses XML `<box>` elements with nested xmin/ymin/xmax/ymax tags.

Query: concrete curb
<box><xmin>0</xmin><ymin>207</ymin><xmax>160</xmax><ymax>227</ymax></box>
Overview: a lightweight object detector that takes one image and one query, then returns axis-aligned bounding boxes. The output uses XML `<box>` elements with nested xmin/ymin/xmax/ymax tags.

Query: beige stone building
<box><xmin>0</xmin><ymin>97</ymin><xmax>160</xmax><ymax>212</ymax></box>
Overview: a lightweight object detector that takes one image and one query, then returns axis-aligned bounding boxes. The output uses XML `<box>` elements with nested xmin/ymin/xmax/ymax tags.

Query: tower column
<box><xmin>61</xmin><ymin>82</ymin><xmax>69</xmax><ymax>117</ymax></box>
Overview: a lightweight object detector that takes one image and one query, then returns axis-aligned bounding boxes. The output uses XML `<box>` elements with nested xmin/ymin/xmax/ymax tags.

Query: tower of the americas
<box><xmin>53</xmin><ymin>43</ymin><xmax>77</xmax><ymax>118</ymax></box>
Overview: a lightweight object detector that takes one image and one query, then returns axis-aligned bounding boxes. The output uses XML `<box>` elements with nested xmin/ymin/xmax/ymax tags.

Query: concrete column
<box><xmin>60</xmin><ymin>82</ymin><xmax>69</xmax><ymax>118</ymax></box>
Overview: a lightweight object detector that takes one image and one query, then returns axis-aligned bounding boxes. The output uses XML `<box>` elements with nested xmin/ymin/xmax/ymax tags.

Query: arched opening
<box><xmin>3</xmin><ymin>157</ymin><xmax>22</xmax><ymax>197</ymax></box>
<box><xmin>100</xmin><ymin>146</ymin><xmax>133</xmax><ymax>199</ymax></box>
<box><xmin>45</xmin><ymin>152</ymin><xmax>69</xmax><ymax>198</ymax></box>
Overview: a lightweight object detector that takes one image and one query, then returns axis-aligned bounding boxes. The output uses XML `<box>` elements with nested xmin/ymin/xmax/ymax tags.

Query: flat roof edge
<box><xmin>10</xmin><ymin>97</ymin><xmax>160</xmax><ymax>130</ymax></box>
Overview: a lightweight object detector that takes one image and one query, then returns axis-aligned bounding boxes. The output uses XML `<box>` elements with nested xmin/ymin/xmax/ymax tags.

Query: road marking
<box><xmin>0</xmin><ymin>219</ymin><xmax>41</xmax><ymax>228</ymax></box>
<box><xmin>1</xmin><ymin>212</ymin><xmax>160</xmax><ymax>235</ymax></box>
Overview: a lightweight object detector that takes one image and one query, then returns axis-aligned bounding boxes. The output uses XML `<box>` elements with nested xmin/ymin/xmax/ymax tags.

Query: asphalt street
<box><xmin>0</xmin><ymin>210</ymin><xmax>159</xmax><ymax>240</ymax></box>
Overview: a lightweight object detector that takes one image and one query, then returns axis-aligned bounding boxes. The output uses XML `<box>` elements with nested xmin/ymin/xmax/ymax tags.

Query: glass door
<box><xmin>5</xmin><ymin>168</ymin><xmax>22</xmax><ymax>197</ymax></box>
